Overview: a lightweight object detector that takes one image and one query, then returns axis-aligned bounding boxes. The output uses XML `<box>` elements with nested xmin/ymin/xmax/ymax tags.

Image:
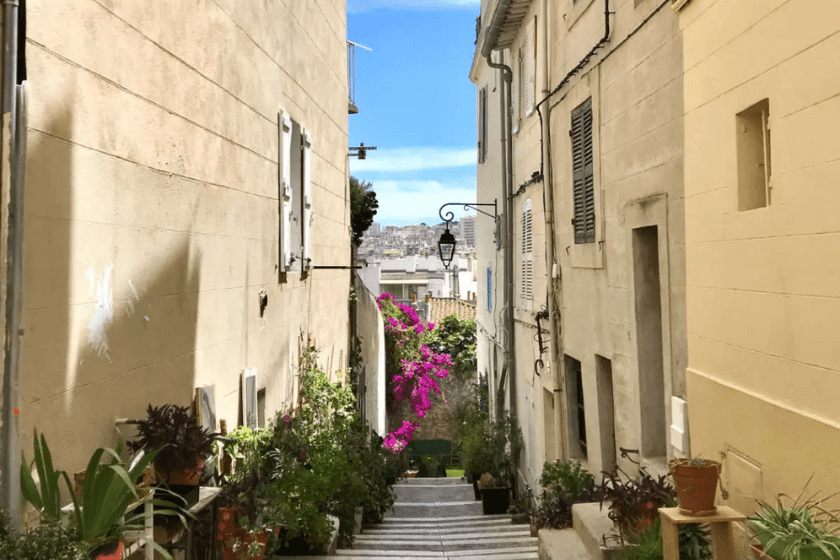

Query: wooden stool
<box><xmin>659</xmin><ymin>506</ymin><xmax>747</xmax><ymax>560</ymax></box>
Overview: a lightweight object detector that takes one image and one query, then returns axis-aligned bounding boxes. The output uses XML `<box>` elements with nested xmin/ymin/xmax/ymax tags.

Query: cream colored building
<box><xmin>677</xmin><ymin>0</ymin><xmax>840</xmax><ymax>517</ymax></box>
<box><xmin>474</xmin><ymin>0</ymin><xmax>688</xmax><ymax>491</ymax></box>
<box><xmin>1</xmin><ymin>0</ymin><xmax>352</xmax><ymax>516</ymax></box>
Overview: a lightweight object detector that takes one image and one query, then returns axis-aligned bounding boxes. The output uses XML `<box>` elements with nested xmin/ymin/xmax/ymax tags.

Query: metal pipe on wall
<box><xmin>0</xmin><ymin>0</ymin><xmax>24</xmax><ymax>526</ymax></box>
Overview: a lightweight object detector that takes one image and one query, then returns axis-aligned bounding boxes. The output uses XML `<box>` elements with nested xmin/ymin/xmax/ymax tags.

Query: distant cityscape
<box><xmin>356</xmin><ymin>216</ymin><xmax>476</xmax><ymax>262</ymax></box>
<box><xmin>355</xmin><ymin>217</ymin><xmax>479</xmax><ymax>307</ymax></box>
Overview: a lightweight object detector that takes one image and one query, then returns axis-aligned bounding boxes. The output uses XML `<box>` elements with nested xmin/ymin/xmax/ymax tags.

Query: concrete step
<box><xmin>356</xmin><ymin>528</ymin><xmax>533</xmax><ymax>542</ymax></box>
<box><xmin>373</xmin><ymin>514</ymin><xmax>511</xmax><ymax>525</ymax></box>
<box><xmin>388</xmin><ymin>501</ymin><xmax>484</xmax><ymax>518</ymax></box>
<box><xmin>322</xmin><ymin>551</ymin><xmax>539</xmax><ymax>559</ymax></box>
<box><xmin>353</xmin><ymin>535</ymin><xmax>539</xmax><ymax>551</ymax></box>
<box><xmin>398</xmin><ymin>477</ymin><xmax>467</xmax><ymax>485</ymax></box>
<box><xmin>537</xmin><ymin>527</ymin><xmax>591</xmax><ymax>560</ymax></box>
<box><xmin>572</xmin><ymin>502</ymin><xmax>622</xmax><ymax>560</ymax></box>
<box><xmin>362</xmin><ymin>524</ymin><xmax>525</xmax><ymax>537</ymax></box>
<box><xmin>394</xmin><ymin>483</ymin><xmax>475</xmax><ymax>503</ymax></box>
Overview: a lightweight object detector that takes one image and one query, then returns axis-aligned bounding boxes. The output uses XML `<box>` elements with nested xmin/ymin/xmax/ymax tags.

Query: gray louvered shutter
<box><xmin>571</xmin><ymin>98</ymin><xmax>595</xmax><ymax>244</ymax></box>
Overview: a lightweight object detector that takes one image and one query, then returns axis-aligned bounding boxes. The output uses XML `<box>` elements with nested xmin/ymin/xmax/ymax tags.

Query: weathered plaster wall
<box><xmin>20</xmin><ymin>0</ymin><xmax>349</xmax><ymax>482</ymax></box>
<box><xmin>679</xmin><ymin>0</ymin><xmax>840</xmax><ymax>510</ymax></box>
<box><xmin>354</xmin><ymin>276</ymin><xmax>386</xmax><ymax>436</ymax></box>
<box><xmin>548</xmin><ymin>0</ymin><xmax>685</xmax><ymax>477</ymax></box>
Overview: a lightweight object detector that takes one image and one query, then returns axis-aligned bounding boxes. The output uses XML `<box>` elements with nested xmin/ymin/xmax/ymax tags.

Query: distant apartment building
<box><xmin>459</xmin><ymin>215</ymin><xmax>477</xmax><ymax>248</ymax></box>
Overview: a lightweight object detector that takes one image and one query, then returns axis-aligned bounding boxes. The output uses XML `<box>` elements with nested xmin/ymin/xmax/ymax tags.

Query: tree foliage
<box><xmin>350</xmin><ymin>176</ymin><xmax>378</xmax><ymax>247</ymax></box>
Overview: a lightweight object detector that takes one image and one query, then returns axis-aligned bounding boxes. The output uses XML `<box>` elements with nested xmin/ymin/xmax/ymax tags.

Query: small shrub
<box><xmin>535</xmin><ymin>460</ymin><xmax>603</xmax><ymax>529</ymax></box>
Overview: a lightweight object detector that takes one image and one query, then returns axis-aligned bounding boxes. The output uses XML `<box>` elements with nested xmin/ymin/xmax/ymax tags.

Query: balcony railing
<box><xmin>347</xmin><ymin>41</ymin><xmax>371</xmax><ymax>115</ymax></box>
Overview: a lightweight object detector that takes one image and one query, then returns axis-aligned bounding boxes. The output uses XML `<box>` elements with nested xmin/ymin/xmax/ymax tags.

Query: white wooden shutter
<box><xmin>521</xmin><ymin>199</ymin><xmax>533</xmax><ymax>307</ymax></box>
<box><xmin>279</xmin><ymin>111</ymin><xmax>293</xmax><ymax>271</ymax></box>
<box><xmin>478</xmin><ymin>87</ymin><xmax>486</xmax><ymax>164</ymax></box>
<box><xmin>301</xmin><ymin>129</ymin><xmax>313</xmax><ymax>272</ymax></box>
<box><xmin>511</xmin><ymin>53</ymin><xmax>520</xmax><ymax>134</ymax></box>
<box><xmin>524</xmin><ymin>19</ymin><xmax>536</xmax><ymax>116</ymax></box>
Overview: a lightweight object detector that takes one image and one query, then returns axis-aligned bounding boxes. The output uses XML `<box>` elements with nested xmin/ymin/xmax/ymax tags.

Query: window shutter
<box><xmin>279</xmin><ymin>110</ymin><xmax>293</xmax><ymax>271</ymax></box>
<box><xmin>511</xmin><ymin>54</ymin><xmax>520</xmax><ymax>134</ymax></box>
<box><xmin>301</xmin><ymin>129</ymin><xmax>313</xmax><ymax>273</ymax></box>
<box><xmin>571</xmin><ymin>98</ymin><xmax>595</xmax><ymax>244</ymax></box>
<box><xmin>521</xmin><ymin>199</ymin><xmax>533</xmax><ymax>305</ymax></box>
<box><xmin>478</xmin><ymin>87</ymin><xmax>486</xmax><ymax>164</ymax></box>
<box><xmin>524</xmin><ymin>20</ymin><xmax>536</xmax><ymax>116</ymax></box>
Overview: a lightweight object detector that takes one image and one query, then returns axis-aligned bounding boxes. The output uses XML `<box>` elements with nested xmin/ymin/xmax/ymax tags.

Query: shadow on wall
<box><xmin>19</xmin><ymin>104</ymin><xmax>201</xmax><ymax>491</ymax></box>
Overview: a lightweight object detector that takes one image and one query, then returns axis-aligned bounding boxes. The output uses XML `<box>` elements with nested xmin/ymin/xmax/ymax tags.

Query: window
<box><xmin>524</xmin><ymin>17</ymin><xmax>536</xmax><ymax>117</ymax></box>
<box><xmin>565</xmin><ymin>355</ymin><xmax>587</xmax><ymax>459</ymax></box>
<box><xmin>478</xmin><ymin>87</ymin><xmax>487</xmax><ymax>164</ymax></box>
<box><xmin>521</xmin><ymin>199</ymin><xmax>533</xmax><ymax>307</ymax></box>
<box><xmin>571</xmin><ymin>98</ymin><xmax>595</xmax><ymax>244</ymax></box>
<box><xmin>737</xmin><ymin>99</ymin><xmax>771</xmax><ymax>211</ymax></box>
<box><xmin>278</xmin><ymin>110</ymin><xmax>314</xmax><ymax>277</ymax></box>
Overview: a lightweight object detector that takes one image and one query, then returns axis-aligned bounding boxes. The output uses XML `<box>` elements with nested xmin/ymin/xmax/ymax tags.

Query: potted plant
<box><xmin>128</xmin><ymin>403</ymin><xmax>220</xmax><ymax>487</ymax></box>
<box><xmin>474</xmin><ymin>412</ymin><xmax>522</xmax><ymax>515</ymax></box>
<box><xmin>749</xmin><ymin>481</ymin><xmax>840</xmax><ymax>560</ymax></box>
<box><xmin>669</xmin><ymin>457</ymin><xmax>727</xmax><ymax>516</ymax></box>
<box><xmin>21</xmin><ymin>433</ymin><xmax>187</xmax><ymax>560</ymax></box>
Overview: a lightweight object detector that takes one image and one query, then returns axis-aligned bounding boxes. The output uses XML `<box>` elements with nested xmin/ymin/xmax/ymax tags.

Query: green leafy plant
<box><xmin>423</xmin><ymin>315</ymin><xmax>477</xmax><ymax>380</ymax></box>
<box><xmin>350</xmin><ymin>176</ymin><xmax>378</xmax><ymax>247</ymax></box>
<box><xmin>535</xmin><ymin>460</ymin><xmax>603</xmax><ymax>529</ymax></box>
<box><xmin>750</xmin><ymin>480</ymin><xmax>840</xmax><ymax>560</ymax></box>
<box><xmin>127</xmin><ymin>403</ymin><xmax>219</xmax><ymax>476</ymax></box>
<box><xmin>615</xmin><ymin>516</ymin><xmax>712</xmax><ymax>560</ymax></box>
<box><xmin>0</xmin><ymin>511</ymin><xmax>85</xmax><ymax>560</ymax></box>
<box><xmin>61</xmin><ymin>441</ymin><xmax>187</xmax><ymax>558</ymax></box>
<box><xmin>20</xmin><ymin>431</ymin><xmax>64</xmax><ymax>523</ymax></box>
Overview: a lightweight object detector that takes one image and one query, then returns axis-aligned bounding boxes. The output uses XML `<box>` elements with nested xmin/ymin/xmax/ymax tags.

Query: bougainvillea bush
<box><xmin>376</xmin><ymin>293</ymin><xmax>453</xmax><ymax>452</ymax></box>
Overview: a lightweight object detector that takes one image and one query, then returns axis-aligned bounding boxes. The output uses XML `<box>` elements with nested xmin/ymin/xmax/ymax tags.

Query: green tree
<box><xmin>350</xmin><ymin>176</ymin><xmax>378</xmax><ymax>246</ymax></box>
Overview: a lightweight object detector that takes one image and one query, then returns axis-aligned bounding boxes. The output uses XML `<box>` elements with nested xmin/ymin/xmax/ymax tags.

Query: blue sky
<box><xmin>347</xmin><ymin>0</ymin><xmax>481</xmax><ymax>226</ymax></box>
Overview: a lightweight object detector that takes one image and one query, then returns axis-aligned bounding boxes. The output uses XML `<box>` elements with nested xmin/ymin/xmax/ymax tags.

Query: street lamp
<box><xmin>436</xmin><ymin>200</ymin><xmax>499</xmax><ymax>269</ymax></box>
<box><xmin>437</xmin><ymin>225</ymin><xmax>457</xmax><ymax>269</ymax></box>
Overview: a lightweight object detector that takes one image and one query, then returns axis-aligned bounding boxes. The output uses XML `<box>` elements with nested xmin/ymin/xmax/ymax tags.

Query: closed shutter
<box><xmin>571</xmin><ymin>98</ymin><xmax>595</xmax><ymax>244</ymax></box>
<box><xmin>478</xmin><ymin>87</ymin><xmax>487</xmax><ymax>164</ymax></box>
<box><xmin>301</xmin><ymin>129</ymin><xmax>313</xmax><ymax>273</ymax></box>
<box><xmin>521</xmin><ymin>199</ymin><xmax>533</xmax><ymax>306</ymax></box>
<box><xmin>279</xmin><ymin>110</ymin><xmax>293</xmax><ymax>271</ymax></box>
<box><xmin>511</xmin><ymin>53</ymin><xmax>520</xmax><ymax>134</ymax></box>
<box><xmin>524</xmin><ymin>18</ymin><xmax>536</xmax><ymax>116</ymax></box>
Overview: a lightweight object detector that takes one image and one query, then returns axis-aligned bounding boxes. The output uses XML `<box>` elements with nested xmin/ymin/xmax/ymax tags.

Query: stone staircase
<box><xmin>334</xmin><ymin>477</ymin><xmax>539</xmax><ymax>560</ymax></box>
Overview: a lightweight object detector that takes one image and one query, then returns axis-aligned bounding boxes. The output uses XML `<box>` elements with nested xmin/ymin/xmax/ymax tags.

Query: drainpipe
<box><xmin>0</xmin><ymin>0</ymin><xmax>23</xmax><ymax>527</ymax></box>
<box><xmin>484</xmin><ymin>51</ymin><xmax>517</xmax><ymax>432</ymax></box>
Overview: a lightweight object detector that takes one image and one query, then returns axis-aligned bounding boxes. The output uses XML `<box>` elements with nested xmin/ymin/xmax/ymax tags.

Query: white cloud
<box><xmin>348</xmin><ymin>0</ymin><xmax>480</xmax><ymax>13</ymax></box>
<box><xmin>374</xmin><ymin>178</ymin><xmax>478</xmax><ymax>224</ymax></box>
<box><xmin>351</xmin><ymin>146</ymin><xmax>475</xmax><ymax>173</ymax></box>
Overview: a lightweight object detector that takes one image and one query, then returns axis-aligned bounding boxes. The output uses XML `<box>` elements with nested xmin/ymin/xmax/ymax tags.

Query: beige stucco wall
<box><xmin>19</xmin><ymin>0</ymin><xmax>350</xmax><ymax>482</ymax></box>
<box><xmin>679</xmin><ymin>0</ymin><xmax>840</xmax><ymax>511</ymax></box>
<box><xmin>548</xmin><ymin>0</ymin><xmax>686</xmax><ymax>477</ymax></box>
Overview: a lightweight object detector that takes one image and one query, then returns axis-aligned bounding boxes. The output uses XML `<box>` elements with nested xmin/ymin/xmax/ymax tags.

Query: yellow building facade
<box><xmin>678</xmin><ymin>0</ymin><xmax>840</xmax><ymax>516</ymax></box>
<box><xmin>2</xmin><ymin>0</ymin><xmax>352</xmax><ymax>514</ymax></box>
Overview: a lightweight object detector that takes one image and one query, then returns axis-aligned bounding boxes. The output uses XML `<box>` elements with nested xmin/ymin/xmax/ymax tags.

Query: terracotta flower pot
<box><xmin>241</xmin><ymin>531</ymin><xmax>270</xmax><ymax>560</ymax></box>
<box><xmin>88</xmin><ymin>539</ymin><xmax>124</xmax><ymax>560</ymax></box>
<box><xmin>669</xmin><ymin>458</ymin><xmax>721</xmax><ymax>516</ymax></box>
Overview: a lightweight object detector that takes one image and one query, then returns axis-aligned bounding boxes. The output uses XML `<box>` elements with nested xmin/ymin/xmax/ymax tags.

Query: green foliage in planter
<box><xmin>615</xmin><ymin>517</ymin><xmax>712</xmax><ymax>560</ymax></box>
<box><xmin>598</xmin><ymin>468</ymin><xmax>676</xmax><ymax>542</ymax></box>
<box><xmin>750</xmin><ymin>485</ymin><xmax>840</xmax><ymax>560</ymax></box>
<box><xmin>535</xmin><ymin>460</ymin><xmax>604</xmax><ymax>529</ymax></box>
<box><xmin>423</xmin><ymin>315</ymin><xmax>476</xmax><ymax>380</ymax></box>
<box><xmin>127</xmin><ymin>403</ymin><xmax>219</xmax><ymax>474</ymax></box>
<box><xmin>20</xmin><ymin>431</ymin><xmax>64</xmax><ymax>523</ymax></box>
<box><xmin>0</xmin><ymin>511</ymin><xmax>86</xmax><ymax>560</ymax></box>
